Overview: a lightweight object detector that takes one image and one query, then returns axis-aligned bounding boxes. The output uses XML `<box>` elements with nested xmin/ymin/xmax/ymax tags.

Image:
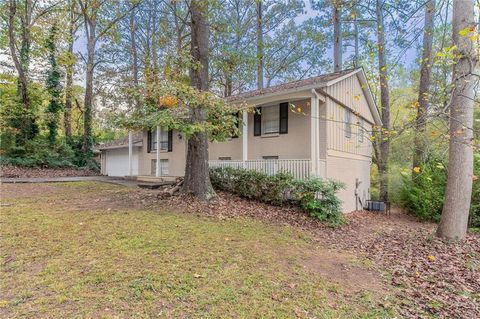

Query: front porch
<box><xmin>209</xmin><ymin>159</ymin><xmax>325</xmax><ymax>180</ymax></box>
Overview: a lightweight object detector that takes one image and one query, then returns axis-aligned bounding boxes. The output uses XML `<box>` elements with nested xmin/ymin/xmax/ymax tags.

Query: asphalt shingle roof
<box><xmin>226</xmin><ymin>69</ymin><xmax>357</xmax><ymax>102</ymax></box>
<box><xmin>96</xmin><ymin>132</ymin><xmax>143</xmax><ymax>150</ymax></box>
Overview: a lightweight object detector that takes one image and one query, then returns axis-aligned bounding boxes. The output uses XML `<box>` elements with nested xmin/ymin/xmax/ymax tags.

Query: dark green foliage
<box><xmin>45</xmin><ymin>24</ymin><xmax>63</xmax><ymax>146</ymax></box>
<box><xmin>400</xmin><ymin>160</ymin><xmax>447</xmax><ymax>222</ymax></box>
<box><xmin>294</xmin><ymin>178</ymin><xmax>345</xmax><ymax>227</ymax></box>
<box><xmin>0</xmin><ymin>136</ymin><xmax>99</xmax><ymax>170</ymax></box>
<box><xmin>400</xmin><ymin>156</ymin><xmax>480</xmax><ymax>227</ymax></box>
<box><xmin>210</xmin><ymin>167</ymin><xmax>345</xmax><ymax>227</ymax></box>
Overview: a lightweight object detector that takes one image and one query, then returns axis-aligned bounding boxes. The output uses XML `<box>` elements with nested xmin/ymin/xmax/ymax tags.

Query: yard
<box><xmin>1</xmin><ymin>182</ymin><xmax>478</xmax><ymax>318</ymax></box>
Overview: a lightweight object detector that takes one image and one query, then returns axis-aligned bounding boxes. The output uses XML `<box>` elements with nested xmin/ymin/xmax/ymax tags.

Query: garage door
<box><xmin>104</xmin><ymin>148</ymin><xmax>139</xmax><ymax>177</ymax></box>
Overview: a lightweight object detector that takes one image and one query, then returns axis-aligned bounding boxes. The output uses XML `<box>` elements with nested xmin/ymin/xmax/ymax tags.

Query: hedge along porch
<box><xmin>98</xmin><ymin>68</ymin><xmax>381</xmax><ymax>212</ymax></box>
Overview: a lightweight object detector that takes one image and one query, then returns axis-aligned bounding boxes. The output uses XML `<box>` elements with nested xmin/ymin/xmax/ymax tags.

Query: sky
<box><xmin>1</xmin><ymin>0</ymin><xmax>425</xmax><ymax>89</ymax></box>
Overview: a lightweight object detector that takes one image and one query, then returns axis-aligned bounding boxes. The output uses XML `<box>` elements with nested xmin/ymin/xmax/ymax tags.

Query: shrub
<box><xmin>400</xmin><ymin>160</ymin><xmax>447</xmax><ymax>222</ymax></box>
<box><xmin>209</xmin><ymin>167</ymin><xmax>345</xmax><ymax>227</ymax></box>
<box><xmin>0</xmin><ymin>136</ymin><xmax>99</xmax><ymax>170</ymax></box>
<box><xmin>294</xmin><ymin>178</ymin><xmax>345</xmax><ymax>227</ymax></box>
<box><xmin>400</xmin><ymin>155</ymin><xmax>480</xmax><ymax>227</ymax></box>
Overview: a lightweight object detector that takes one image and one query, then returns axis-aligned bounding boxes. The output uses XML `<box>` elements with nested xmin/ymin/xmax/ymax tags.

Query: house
<box><xmin>97</xmin><ymin>68</ymin><xmax>381</xmax><ymax>212</ymax></box>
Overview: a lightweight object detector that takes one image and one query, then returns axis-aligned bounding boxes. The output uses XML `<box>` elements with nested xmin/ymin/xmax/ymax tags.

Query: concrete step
<box><xmin>137</xmin><ymin>182</ymin><xmax>174</xmax><ymax>189</ymax></box>
<box><xmin>136</xmin><ymin>175</ymin><xmax>178</xmax><ymax>183</ymax></box>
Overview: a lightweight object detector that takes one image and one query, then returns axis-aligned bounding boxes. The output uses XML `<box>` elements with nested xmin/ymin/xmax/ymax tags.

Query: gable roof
<box><xmin>227</xmin><ymin>69</ymin><xmax>356</xmax><ymax>102</ymax></box>
<box><xmin>96</xmin><ymin>132</ymin><xmax>143</xmax><ymax>150</ymax></box>
<box><xmin>227</xmin><ymin>68</ymin><xmax>381</xmax><ymax>126</ymax></box>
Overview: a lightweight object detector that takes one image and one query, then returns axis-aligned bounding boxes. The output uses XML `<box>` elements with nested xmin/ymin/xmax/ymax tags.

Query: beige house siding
<box><xmin>326</xmin><ymin>153</ymin><xmax>371</xmax><ymax>212</ymax></box>
<box><xmin>249</xmin><ymin>99</ymin><xmax>311</xmax><ymax>159</ymax></box>
<box><xmin>209</xmin><ymin>137</ymin><xmax>242</xmax><ymax>160</ymax></box>
<box><xmin>324</xmin><ymin>72</ymin><xmax>374</xmax><ymax>158</ymax></box>
<box><xmin>138</xmin><ymin>130</ymin><xmax>186</xmax><ymax>177</ymax></box>
<box><xmin>322</xmin><ymin>74</ymin><xmax>376</xmax><ymax>211</ymax></box>
<box><xmin>325</xmin><ymin>73</ymin><xmax>375</xmax><ymax>124</ymax></box>
<box><xmin>209</xmin><ymin>99</ymin><xmax>315</xmax><ymax>160</ymax></box>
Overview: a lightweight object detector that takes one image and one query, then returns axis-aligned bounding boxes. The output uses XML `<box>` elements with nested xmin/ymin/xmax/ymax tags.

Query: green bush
<box><xmin>210</xmin><ymin>167</ymin><xmax>345</xmax><ymax>227</ymax></box>
<box><xmin>294</xmin><ymin>178</ymin><xmax>345</xmax><ymax>227</ymax></box>
<box><xmin>400</xmin><ymin>155</ymin><xmax>480</xmax><ymax>227</ymax></box>
<box><xmin>0</xmin><ymin>136</ymin><xmax>99</xmax><ymax>170</ymax></box>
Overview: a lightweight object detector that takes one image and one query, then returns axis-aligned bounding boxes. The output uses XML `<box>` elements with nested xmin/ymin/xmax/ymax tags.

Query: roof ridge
<box><xmin>227</xmin><ymin>68</ymin><xmax>359</xmax><ymax>102</ymax></box>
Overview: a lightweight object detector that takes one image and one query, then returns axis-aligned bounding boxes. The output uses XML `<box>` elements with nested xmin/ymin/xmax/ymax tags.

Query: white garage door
<box><xmin>104</xmin><ymin>148</ymin><xmax>139</xmax><ymax>177</ymax></box>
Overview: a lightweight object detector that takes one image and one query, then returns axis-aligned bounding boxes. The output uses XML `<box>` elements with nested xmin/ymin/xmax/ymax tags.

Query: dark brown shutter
<box><xmin>232</xmin><ymin>112</ymin><xmax>240</xmax><ymax>138</ymax></box>
<box><xmin>279</xmin><ymin>102</ymin><xmax>288</xmax><ymax>134</ymax></box>
<box><xmin>168</xmin><ymin>129</ymin><xmax>173</xmax><ymax>152</ymax></box>
<box><xmin>254</xmin><ymin>107</ymin><xmax>261</xmax><ymax>136</ymax></box>
<box><xmin>147</xmin><ymin>130</ymin><xmax>152</xmax><ymax>153</ymax></box>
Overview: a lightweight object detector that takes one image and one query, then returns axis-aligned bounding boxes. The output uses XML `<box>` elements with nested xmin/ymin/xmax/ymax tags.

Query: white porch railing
<box><xmin>209</xmin><ymin>159</ymin><xmax>314</xmax><ymax>180</ymax></box>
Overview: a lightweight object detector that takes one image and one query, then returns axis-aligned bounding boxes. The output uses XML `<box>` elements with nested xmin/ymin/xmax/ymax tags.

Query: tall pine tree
<box><xmin>45</xmin><ymin>24</ymin><xmax>63</xmax><ymax>147</ymax></box>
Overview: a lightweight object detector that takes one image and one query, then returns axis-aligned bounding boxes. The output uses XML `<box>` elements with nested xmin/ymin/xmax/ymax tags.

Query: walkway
<box><xmin>0</xmin><ymin>176</ymin><xmax>139</xmax><ymax>188</ymax></box>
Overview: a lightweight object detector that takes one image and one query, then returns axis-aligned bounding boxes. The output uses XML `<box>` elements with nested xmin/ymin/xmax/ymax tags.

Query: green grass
<box><xmin>0</xmin><ymin>182</ymin><xmax>395</xmax><ymax>318</ymax></box>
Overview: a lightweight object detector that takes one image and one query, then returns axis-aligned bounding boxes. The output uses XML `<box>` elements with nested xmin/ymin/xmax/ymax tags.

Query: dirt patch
<box><xmin>0</xmin><ymin>183</ymin><xmax>61</xmax><ymax>199</ymax></box>
<box><xmin>0</xmin><ymin>165</ymin><xmax>99</xmax><ymax>178</ymax></box>
<box><xmin>301</xmin><ymin>249</ymin><xmax>387</xmax><ymax>295</ymax></box>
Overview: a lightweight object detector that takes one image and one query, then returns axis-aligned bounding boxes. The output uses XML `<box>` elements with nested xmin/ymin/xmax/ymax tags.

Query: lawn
<box><xmin>0</xmin><ymin>182</ymin><xmax>393</xmax><ymax>318</ymax></box>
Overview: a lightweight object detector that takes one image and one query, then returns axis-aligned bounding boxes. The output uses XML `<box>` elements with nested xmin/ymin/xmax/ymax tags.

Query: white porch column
<box><xmin>128</xmin><ymin>131</ymin><xmax>133</xmax><ymax>176</ymax></box>
<box><xmin>156</xmin><ymin>126</ymin><xmax>160</xmax><ymax>177</ymax></box>
<box><xmin>242</xmin><ymin>110</ymin><xmax>248</xmax><ymax>164</ymax></box>
<box><xmin>310</xmin><ymin>91</ymin><xmax>319</xmax><ymax>177</ymax></box>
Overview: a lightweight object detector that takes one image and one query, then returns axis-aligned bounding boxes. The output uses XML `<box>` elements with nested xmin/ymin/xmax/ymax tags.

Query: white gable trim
<box><xmin>356</xmin><ymin>69</ymin><xmax>382</xmax><ymax>126</ymax></box>
<box><xmin>325</xmin><ymin>68</ymin><xmax>382</xmax><ymax>126</ymax></box>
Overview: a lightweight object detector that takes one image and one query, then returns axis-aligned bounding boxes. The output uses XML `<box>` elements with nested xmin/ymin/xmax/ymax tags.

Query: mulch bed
<box><xmin>140</xmin><ymin>191</ymin><xmax>480</xmax><ymax>319</ymax></box>
<box><xmin>0</xmin><ymin>165</ymin><xmax>100</xmax><ymax>178</ymax></box>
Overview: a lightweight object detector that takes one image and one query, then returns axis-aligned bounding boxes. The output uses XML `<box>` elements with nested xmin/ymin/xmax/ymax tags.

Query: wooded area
<box><xmin>0</xmin><ymin>0</ymin><xmax>479</xmax><ymax>240</ymax></box>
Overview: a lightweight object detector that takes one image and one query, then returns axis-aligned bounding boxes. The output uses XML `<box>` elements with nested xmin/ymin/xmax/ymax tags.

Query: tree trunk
<box><xmin>129</xmin><ymin>8</ymin><xmax>140</xmax><ymax>109</ymax></box>
<box><xmin>333</xmin><ymin>1</ymin><xmax>342</xmax><ymax>72</ymax></box>
<box><xmin>83</xmin><ymin>26</ymin><xmax>96</xmax><ymax>153</ymax></box>
<box><xmin>182</xmin><ymin>0</ymin><xmax>216</xmax><ymax>200</ymax></box>
<box><xmin>64</xmin><ymin>0</ymin><xmax>75</xmax><ymax>141</ymax></box>
<box><xmin>224</xmin><ymin>71</ymin><xmax>232</xmax><ymax>97</ymax></box>
<box><xmin>354</xmin><ymin>20</ymin><xmax>359</xmax><ymax>67</ymax></box>
<box><xmin>376</xmin><ymin>0</ymin><xmax>390</xmax><ymax>202</ymax></box>
<box><xmin>412</xmin><ymin>0</ymin><xmax>435</xmax><ymax>170</ymax></box>
<box><xmin>7</xmin><ymin>0</ymin><xmax>31</xmax><ymax>145</ymax></box>
<box><xmin>436</xmin><ymin>0</ymin><xmax>478</xmax><ymax>241</ymax></box>
<box><xmin>256</xmin><ymin>0</ymin><xmax>264</xmax><ymax>90</ymax></box>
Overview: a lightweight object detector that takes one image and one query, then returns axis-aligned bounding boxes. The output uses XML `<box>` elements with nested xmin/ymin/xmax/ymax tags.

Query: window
<box><xmin>159</xmin><ymin>129</ymin><xmax>168</xmax><ymax>150</ymax></box>
<box><xmin>345</xmin><ymin>110</ymin><xmax>352</xmax><ymax>138</ymax></box>
<box><xmin>151</xmin><ymin>159</ymin><xmax>169</xmax><ymax>176</ymax></box>
<box><xmin>262</xmin><ymin>156</ymin><xmax>279</xmax><ymax>160</ymax></box>
<box><xmin>218</xmin><ymin>157</ymin><xmax>232</xmax><ymax>160</ymax></box>
<box><xmin>262</xmin><ymin>106</ymin><xmax>279</xmax><ymax>134</ymax></box>
<box><xmin>358</xmin><ymin>119</ymin><xmax>364</xmax><ymax>143</ymax></box>
<box><xmin>150</xmin><ymin>128</ymin><xmax>169</xmax><ymax>151</ymax></box>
